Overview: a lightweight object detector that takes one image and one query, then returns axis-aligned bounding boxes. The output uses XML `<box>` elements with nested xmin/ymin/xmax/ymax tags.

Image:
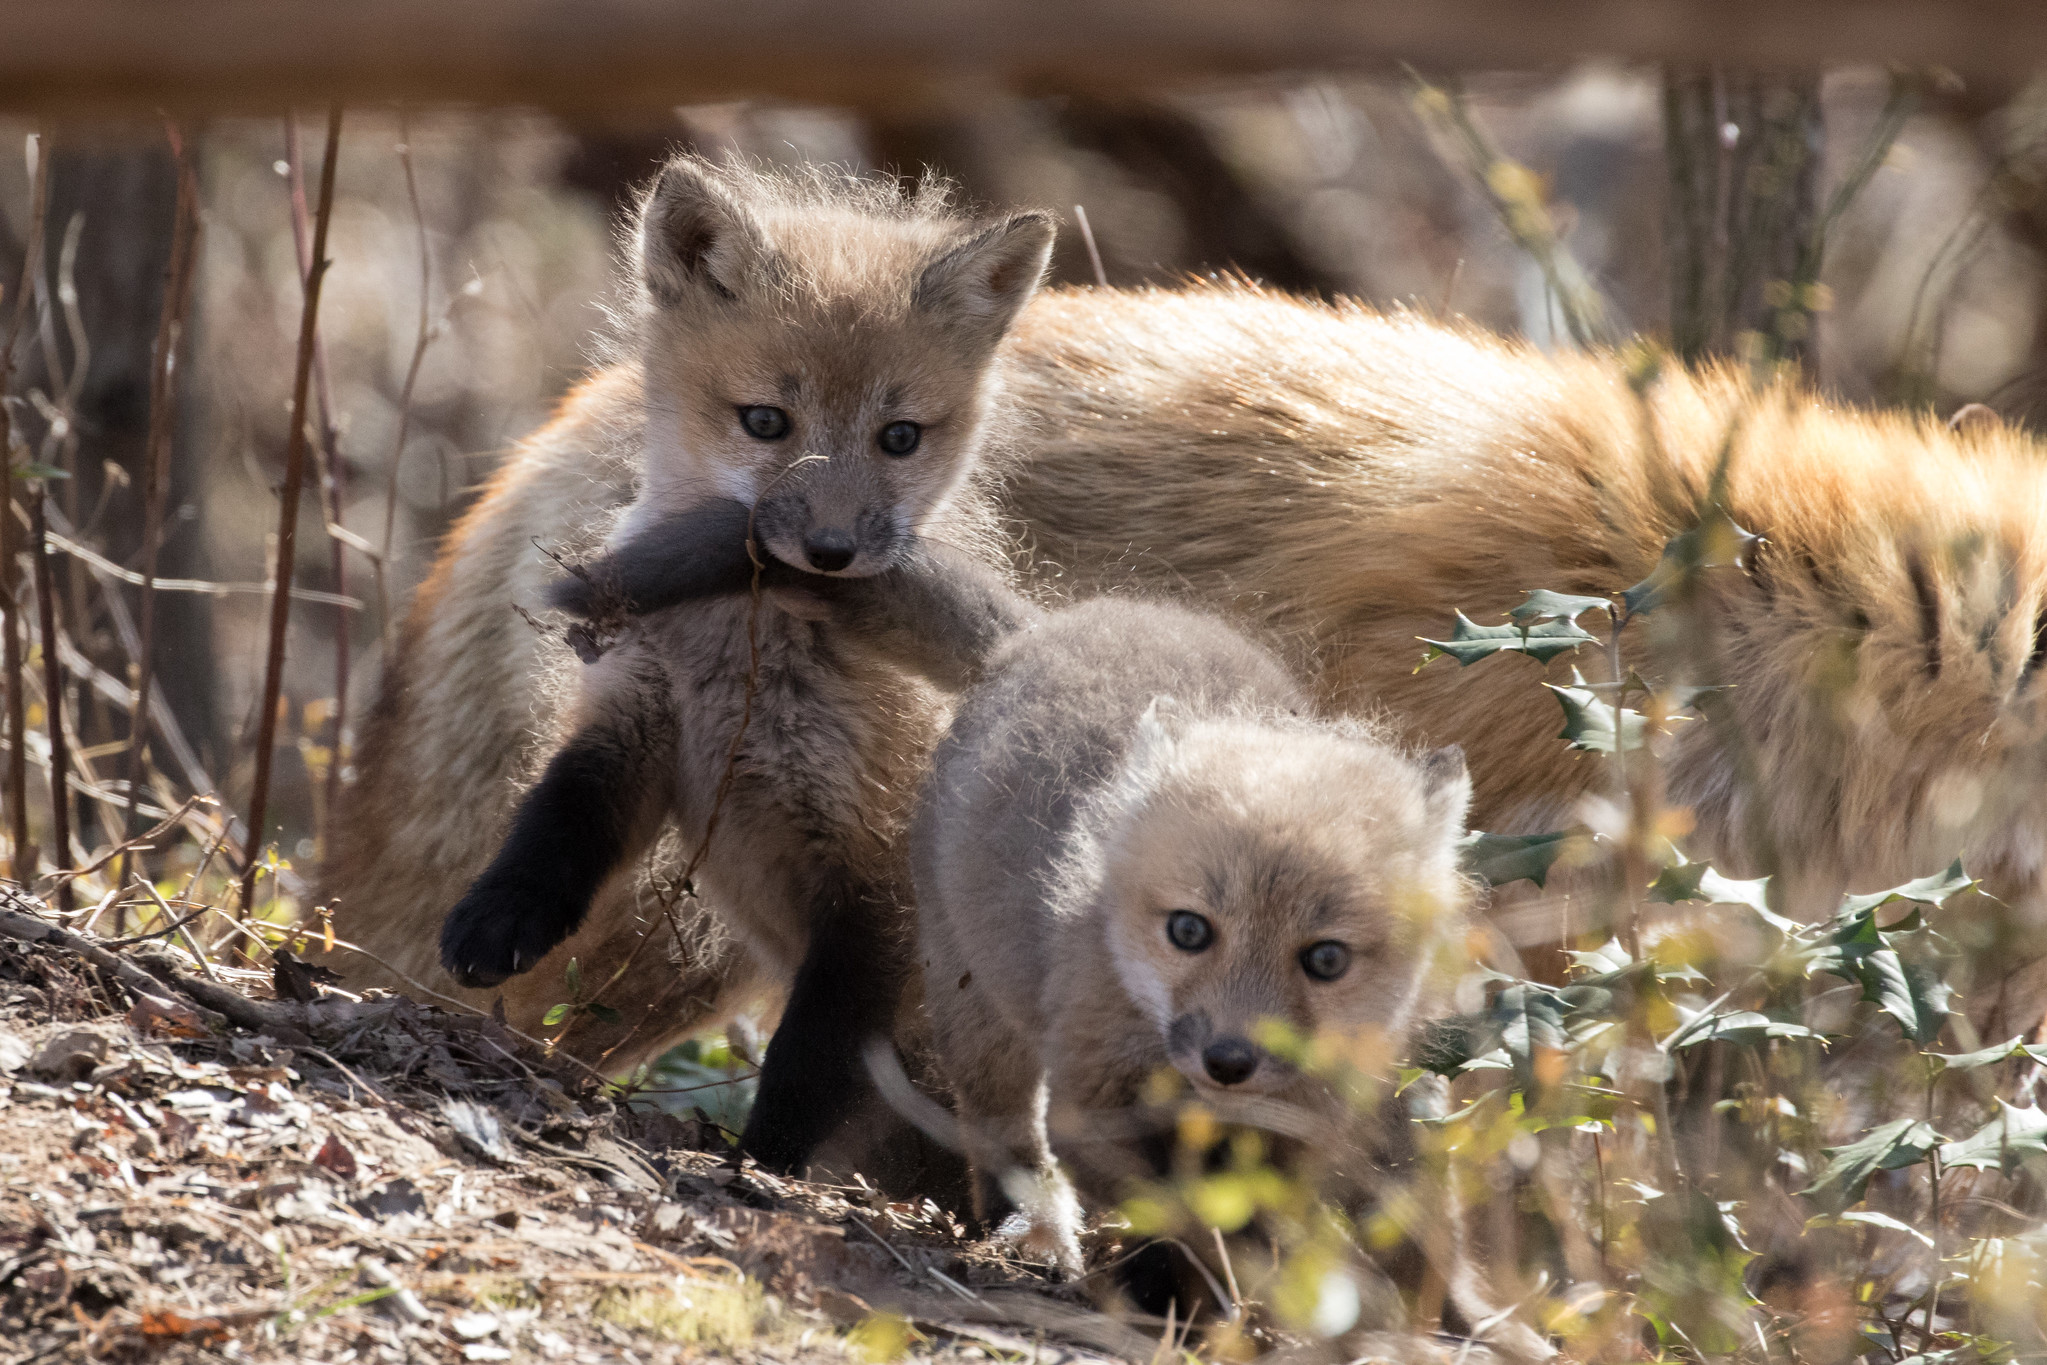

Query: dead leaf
<box><xmin>312</xmin><ymin>1132</ymin><xmax>359</xmax><ymax>1180</ymax></box>
<box><xmin>128</xmin><ymin>994</ymin><xmax>209</xmax><ymax>1039</ymax></box>
<box><xmin>139</xmin><ymin>1309</ymin><xmax>230</xmax><ymax>1345</ymax></box>
<box><xmin>271</xmin><ymin>949</ymin><xmax>343</xmax><ymax>1004</ymax></box>
<box><xmin>29</xmin><ymin>1028</ymin><xmax>110</xmax><ymax>1080</ymax></box>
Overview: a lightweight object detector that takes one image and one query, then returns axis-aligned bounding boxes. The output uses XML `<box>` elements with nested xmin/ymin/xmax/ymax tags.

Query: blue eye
<box><xmin>1167</xmin><ymin>911</ymin><xmax>1213</xmax><ymax>952</ymax></box>
<box><xmin>877</xmin><ymin>420</ymin><xmax>922</xmax><ymax>456</ymax></box>
<box><xmin>739</xmin><ymin>406</ymin><xmax>789</xmax><ymax>440</ymax></box>
<box><xmin>1300</xmin><ymin>941</ymin><xmax>1350</xmax><ymax>981</ymax></box>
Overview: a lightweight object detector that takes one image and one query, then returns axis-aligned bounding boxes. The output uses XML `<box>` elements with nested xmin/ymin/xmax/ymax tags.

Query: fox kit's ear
<box><xmin>915</xmin><ymin>210</ymin><xmax>1056</xmax><ymax>342</ymax></box>
<box><xmin>638</xmin><ymin>158</ymin><xmax>770</xmax><ymax>308</ymax></box>
<box><xmin>1417</xmin><ymin>744</ymin><xmax>1472</xmax><ymax>837</ymax></box>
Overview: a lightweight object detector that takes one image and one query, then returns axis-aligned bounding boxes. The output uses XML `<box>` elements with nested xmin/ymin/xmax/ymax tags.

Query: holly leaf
<box><xmin>1646</xmin><ymin>857</ymin><xmax>1789</xmax><ymax>930</ymax></box>
<box><xmin>1807</xmin><ymin>1209</ymin><xmax>1933</xmax><ymax>1249</ymax></box>
<box><xmin>1801</xmin><ymin>918</ymin><xmax>1951</xmax><ymax>1045</ymax></box>
<box><xmin>1837</xmin><ymin>860</ymin><xmax>1977</xmax><ymax>919</ymax></box>
<box><xmin>1420</xmin><ymin>611</ymin><xmax>1598</xmax><ymax>667</ymax></box>
<box><xmin>1930</xmin><ymin>1037</ymin><xmax>2047</xmax><ymax>1072</ymax></box>
<box><xmin>1935</xmin><ymin>1101</ymin><xmax>2047</xmax><ymax>1174</ymax></box>
<box><xmin>1492</xmin><ymin>982</ymin><xmax>1569</xmax><ymax>1093</ymax></box>
<box><xmin>1546</xmin><ymin>680</ymin><xmax>1652</xmax><ymax>753</ymax></box>
<box><xmin>1623</xmin><ymin>507</ymin><xmax>1763</xmax><ymax>616</ymax></box>
<box><xmin>1564</xmin><ymin>938</ymin><xmax>1634</xmax><ymax>979</ymax></box>
<box><xmin>1664</xmin><ymin>1009</ymin><xmax>1822</xmax><ymax>1051</ymax></box>
<box><xmin>1458</xmin><ymin>830</ymin><xmax>1575</xmax><ymax>889</ymax></box>
<box><xmin>1800</xmin><ymin>1117</ymin><xmax>1939</xmax><ymax>1212</ymax></box>
<box><xmin>1509</xmin><ymin>590</ymin><xmax>1613</xmax><ymax>625</ymax></box>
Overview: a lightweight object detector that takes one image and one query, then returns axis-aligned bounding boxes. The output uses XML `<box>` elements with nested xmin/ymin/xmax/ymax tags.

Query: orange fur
<box><xmin>331</xmin><ymin>278</ymin><xmax>2047</xmax><ymax>1061</ymax></box>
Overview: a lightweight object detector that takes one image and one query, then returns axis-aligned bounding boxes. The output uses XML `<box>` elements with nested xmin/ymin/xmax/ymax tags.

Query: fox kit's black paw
<box><xmin>439</xmin><ymin>875</ymin><xmax>581</xmax><ymax>989</ymax></box>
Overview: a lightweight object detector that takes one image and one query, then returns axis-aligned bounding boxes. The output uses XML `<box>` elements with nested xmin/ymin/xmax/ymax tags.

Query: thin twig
<box><xmin>47</xmin><ymin>791</ymin><xmax>209</xmax><ymax>891</ymax></box>
<box><xmin>43</xmin><ymin>527</ymin><xmax>362</xmax><ymax>608</ymax></box>
<box><xmin>115</xmin><ymin>117</ymin><xmax>200</xmax><ymax>905</ymax></box>
<box><xmin>284</xmin><ymin>114</ymin><xmax>352</xmax><ymax>846</ymax></box>
<box><xmin>243</xmin><ymin>105</ymin><xmax>342</xmax><ymax>914</ymax></box>
<box><xmin>378</xmin><ymin>111</ymin><xmax>433</xmax><ymax>652</ymax></box>
<box><xmin>29</xmin><ymin>487</ymin><xmax>69</xmax><ymax>909</ymax></box>
<box><xmin>1</xmin><ymin>129</ymin><xmax>49</xmax><ymax>880</ymax></box>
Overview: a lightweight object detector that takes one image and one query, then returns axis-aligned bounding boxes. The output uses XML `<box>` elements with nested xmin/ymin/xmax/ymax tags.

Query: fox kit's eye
<box><xmin>1166</xmin><ymin>911</ymin><xmax>1213</xmax><ymax>953</ymax></box>
<box><xmin>877</xmin><ymin>420</ymin><xmax>922</xmax><ymax>456</ymax></box>
<box><xmin>739</xmin><ymin>406</ymin><xmax>790</xmax><ymax>440</ymax></box>
<box><xmin>1300</xmin><ymin>940</ymin><xmax>1351</xmax><ymax>981</ymax></box>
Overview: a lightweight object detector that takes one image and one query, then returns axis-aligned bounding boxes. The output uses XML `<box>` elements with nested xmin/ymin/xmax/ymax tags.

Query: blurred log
<box><xmin>4</xmin><ymin>1</ymin><xmax>2046</xmax><ymax>116</ymax></box>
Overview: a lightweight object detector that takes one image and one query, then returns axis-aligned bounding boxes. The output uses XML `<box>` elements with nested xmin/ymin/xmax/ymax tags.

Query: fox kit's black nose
<box><xmin>803</xmin><ymin>529</ymin><xmax>855</xmax><ymax>573</ymax></box>
<box><xmin>1202</xmin><ymin>1037</ymin><xmax>1259</xmax><ymax>1086</ymax></box>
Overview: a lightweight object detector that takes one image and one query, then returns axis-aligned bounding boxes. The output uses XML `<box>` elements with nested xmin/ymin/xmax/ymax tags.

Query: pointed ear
<box><xmin>915</xmin><ymin>210</ymin><xmax>1055</xmax><ymax>341</ymax></box>
<box><xmin>1416</xmin><ymin>744</ymin><xmax>1472</xmax><ymax>838</ymax></box>
<box><xmin>636</xmin><ymin>158</ymin><xmax>770</xmax><ymax>309</ymax></box>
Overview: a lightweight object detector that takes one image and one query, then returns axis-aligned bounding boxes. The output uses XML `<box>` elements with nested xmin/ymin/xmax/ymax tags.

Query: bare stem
<box><xmin>30</xmin><ymin>487</ymin><xmax>69</xmax><ymax>910</ymax></box>
<box><xmin>0</xmin><ymin>129</ymin><xmax>48</xmax><ymax>879</ymax></box>
<box><xmin>243</xmin><ymin>105</ymin><xmax>342</xmax><ymax>913</ymax></box>
<box><xmin>284</xmin><ymin>113</ymin><xmax>352</xmax><ymax>849</ymax></box>
<box><xmin>115</xmin><ymin>119</ymin><xmax>200</xmax><ymax>904</ymax></box>
<box><xmin>378</xmin><ymin>110</ymin><xmax>433</xmax><ymax>655</ymax></box>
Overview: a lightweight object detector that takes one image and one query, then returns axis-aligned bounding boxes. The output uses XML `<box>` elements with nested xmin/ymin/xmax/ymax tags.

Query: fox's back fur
<box><xmin>1002</xmin><ymin>286</ymin><xmax>2047</xmax><ymax>987</ymax></box>
<box><xmin>330</xmin><ymin>278</ymin><xmax>2047</xmax><ymax>1056</ymax></box>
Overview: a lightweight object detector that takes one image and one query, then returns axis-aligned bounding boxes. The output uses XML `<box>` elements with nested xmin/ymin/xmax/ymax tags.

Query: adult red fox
<box><xmin>328</xmin><ymin>272</ymin><xmax>2047</xmax><ymax>1081</ymax></box>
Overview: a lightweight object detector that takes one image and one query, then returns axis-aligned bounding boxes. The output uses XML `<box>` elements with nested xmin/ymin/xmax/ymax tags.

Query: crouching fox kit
<box><xmin>423</xmin><ymin>156</ymin><xmax>1053</xmax><ymax>1172</ymax></box>
<box><xmin>913</xmin><ymin>598</ymin><xmax>1472</xmax><ymax>1275</ymax></box>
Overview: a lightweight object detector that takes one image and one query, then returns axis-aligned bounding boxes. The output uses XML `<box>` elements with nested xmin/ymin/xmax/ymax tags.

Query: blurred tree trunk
<box><xmin>868</xmin><ymin>96</ymin><xmax>1337</xmax><ymax>293</ymax></box>
<box><xmin>1663</xmin><ymin>71</ymin><xmax>1821</xmax><ymax>367</ymax></box>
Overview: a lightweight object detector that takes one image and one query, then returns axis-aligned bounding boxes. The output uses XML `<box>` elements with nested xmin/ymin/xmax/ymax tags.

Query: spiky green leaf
<box><xmin>1664</xmin><ymin>1009</ymin><xmax>1822</xmax><ymax>1051</ymax></box>
<box><xmin>1837</xmin><ymin>860</ymin><xmax>1977</xmax><ymax>918</ymax></box>
<box><xmin>1801</xmin><ymin>1117</ymin><xmax>1939</xmax><ymax>1211</ymax></box>
<box><xmin>1546</xmin><ymin>681</ymin><xmax>1651</xmax><ymax>753</ymax></box>
<box><xmin>1493</xmin><ymin>982</ymin><xmax>1569</xmax><ymax>1093</ymax></box>
<box><xmin>1509</xmin><ymin>590</ymin><xmax>1613</xmax><ymax>625</ymax></box>
<box><xmin>1930</xmin><ymin>1037</ymin><xmax>2047</xmax><ymax>1072</ymax></box>
<box><xmin>1623</xmin><ymin>507</ymin><xmax>1764</xmax><ymax>616</ymax></box>
<box><xmin>1645</xmin><ymin>858</ymin><xmax>1789</xmax><ymax>929</ymax></box>
<box><xmin>1458</xmin><ymin>829</ymin><xmax>1575</xmax><ymax>889</ymax></box>
<box><xmin>1419</xmin><ymin>610</ymin><xmax>1599</xmax><ymax>667</ymax></box>
<box><xmin>1935</xmin><ymin>1102</ymin><xmax>2047</xmax><ymax>1173</ymax></box>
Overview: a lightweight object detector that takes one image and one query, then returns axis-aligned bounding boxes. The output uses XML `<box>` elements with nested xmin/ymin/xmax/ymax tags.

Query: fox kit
<box><xmin>911</xmin><ymin>598</ymin><xmax>1471</xmax><ymax>1265</ymax></box>
<box><xmin>419</xmin><ymin>156</ymin><xmax>1053</xmax><ymax>1172</ymax></box>
<box><xmin>550</xmin><ymin>519</ymin><xmax>1528</xmax><ymax>1346</ymax></box>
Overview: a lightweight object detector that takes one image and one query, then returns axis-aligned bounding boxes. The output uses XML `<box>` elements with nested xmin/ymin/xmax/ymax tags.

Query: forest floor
<box><xmin>0</xmin><ymin>894</ymin><xmax>1162</xmax><ymax>1365</ymax></box>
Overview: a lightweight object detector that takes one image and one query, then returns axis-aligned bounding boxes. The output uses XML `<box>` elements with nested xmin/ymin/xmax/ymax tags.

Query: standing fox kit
<box><xmin>433</xmin><ymin>156</ymin><xmax>1053</xmax><ymax>1172</ymax></box>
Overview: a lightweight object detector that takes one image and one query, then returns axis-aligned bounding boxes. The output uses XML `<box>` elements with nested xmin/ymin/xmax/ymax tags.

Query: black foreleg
<box><xmin>739</xmin><ymin>872</ymin><xmax>909</xmax><ymax>1173</ymax></box>
<box><xmin>440</xmin><ymin>712</ymin><xmax>672</xmax><ymax>988</ymax></box>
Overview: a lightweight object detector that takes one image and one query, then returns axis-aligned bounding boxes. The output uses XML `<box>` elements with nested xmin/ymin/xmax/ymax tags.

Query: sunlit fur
<box><xmin>1000</xmin><ymin>283</ymin><xmax>2047</xmax><ymax>1033</ymax></box>
<box><xmin>907</xmin><ymin>597</ymin><xmax>1472</xmax><ymax>1281</ymax></box>
<box><xmin>332</xmin><ymin>274</ymin><xmax>2047</xmax><ymax>1061</ymax></box>
<box><xmin>326</xmin><ymin>156</ymin><xmax>1051</xmax><ymax>1072</ymax></box>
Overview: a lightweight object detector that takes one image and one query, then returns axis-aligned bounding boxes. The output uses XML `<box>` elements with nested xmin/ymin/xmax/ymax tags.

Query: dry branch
<box><xmin>0</xmin><ymin>130</ymin><xmax>48</xmax><ymax>881</ymax></box>
<box><xmin>116</xmin><ymin>117</ymin><xmax>200</xmax><ymax>900</ymax></box>
<box><xmin>242</xmin><ymin>104</ymin><xmax>341</xmax><ymax>912</ymax></box>
<box><xmin>283</xmin><ymin>114</ymin><xmax>351</xmax><ymax>842</ymax></box>
<box><xmin>29</xmin><ymin>487</ymin><xmax>70</xmax><ymax>910</ymax></box>
<box><xmin>3</xmin><ymin>1</ymin><xmax>2047</xmax><ymax>115</ymax></box>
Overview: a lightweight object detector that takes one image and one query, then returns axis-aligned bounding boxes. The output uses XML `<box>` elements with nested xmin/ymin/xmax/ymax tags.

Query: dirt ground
<box><xmin>0</xmin><ymin>903</ymin><xmax>1164</xmax><ymax>1365</ymax></box>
